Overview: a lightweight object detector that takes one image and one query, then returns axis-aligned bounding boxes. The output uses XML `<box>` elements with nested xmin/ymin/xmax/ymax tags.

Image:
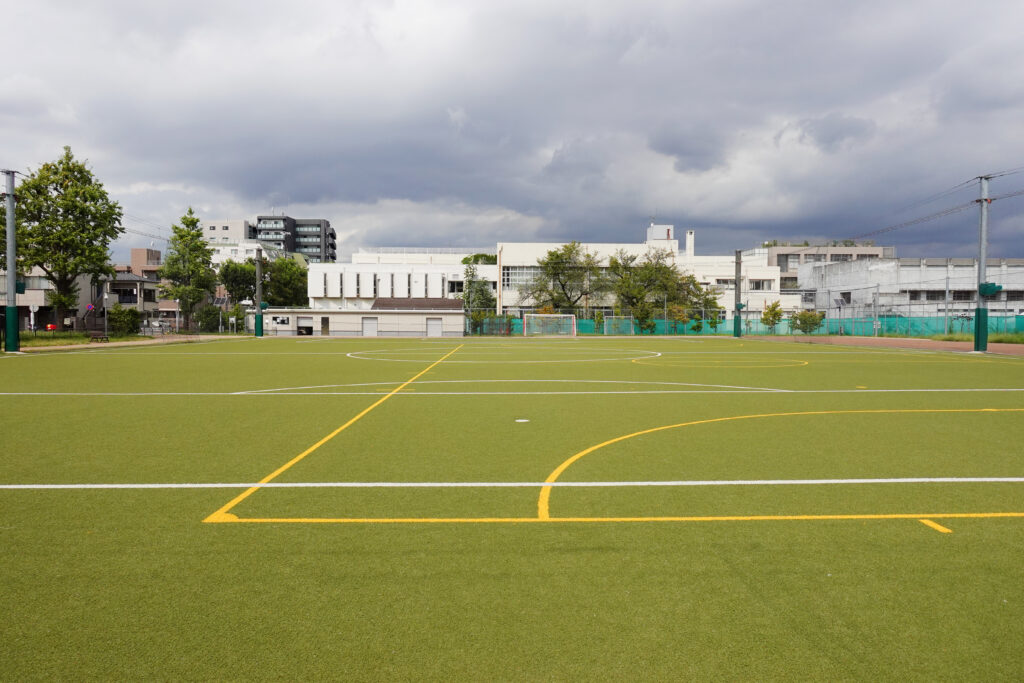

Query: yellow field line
<box><xmin>537</xmin><ymin>408</ymin><xmax>1024</xmax><ymax>520</ymax></box>
<box><xmin>203</xmin><ymin>344</ymin><xmax>463</xmax><ymax>523</ymax></box>
<box><xmin>919</xmin><ymin>519</ymin><xmax>954</xmax><ymax>533</ymax></box>
<box><xmin>214</xmin><ymin>511</ymin><xmax>1024</xmax><ymax>524</ymax></box>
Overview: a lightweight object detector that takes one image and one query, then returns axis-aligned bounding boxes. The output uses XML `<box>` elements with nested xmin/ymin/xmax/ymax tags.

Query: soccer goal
<box><xmin>523</xmin><ymin>313</ymin><xmax>577</xmax><ymax>336</ymax></box>
<box><xmin>603</xmin><ymin>315</ymin><xmax>634</xmax><ymax>335</ymax></box>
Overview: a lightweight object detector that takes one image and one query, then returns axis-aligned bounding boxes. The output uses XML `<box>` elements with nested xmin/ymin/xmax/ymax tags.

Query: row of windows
<box><xmin>501</xmin><ymin>266</ymin><xmax>543</xmax><ymax>288</ymax></box>
<box><xmin>777</xmin><ymin>253</ymin><xmax>879</xmax><ymax>270</ymax></box>
<box><xmin>906</xmin><ymin>289</ymin><xmax>1024</xmax><ymax>302</ymax></box>
<box><xmin>207</xmin><ymin>225</ymin><xmax>231</xmax><ymax>231</ymax></box>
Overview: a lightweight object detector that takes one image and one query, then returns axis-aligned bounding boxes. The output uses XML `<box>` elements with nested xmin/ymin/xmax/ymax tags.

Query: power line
<box><xmin>848</xmin><ymin>200</ymin><xmax>978</xmax><ymax>241</ymax></box>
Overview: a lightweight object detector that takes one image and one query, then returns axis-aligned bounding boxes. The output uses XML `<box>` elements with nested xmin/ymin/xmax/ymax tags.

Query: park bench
<box><xmin>89</xmin><ymin>331</ymin><xmax>109</xmax><ymax>343</ymax></box>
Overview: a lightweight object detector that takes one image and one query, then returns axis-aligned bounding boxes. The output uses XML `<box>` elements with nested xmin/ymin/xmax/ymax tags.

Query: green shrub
<box><xmin>195</xmin><ymin>305</ymin><xmax>222</xmax><ymax>333</ymax></box>
<box><xmin>107</xmin><ymin>304</ymin><xmax>142</xmax><ymax>336</ymax></box>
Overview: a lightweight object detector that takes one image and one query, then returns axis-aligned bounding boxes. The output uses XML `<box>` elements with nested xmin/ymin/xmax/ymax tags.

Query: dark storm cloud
<box><xmin>3</xmin><ymin>0</ymin><xmax>1024</xmax><ymax>258</ymax></box>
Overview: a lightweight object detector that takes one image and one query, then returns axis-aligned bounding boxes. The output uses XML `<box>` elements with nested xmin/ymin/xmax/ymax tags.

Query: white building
<box><xmin>309</xmin><ymin>247</ymin><xmax>497</xmax><ymax>311</ymax></box>
<box><xmin>797</xmin><ymin>257</ymin><xmax>1024</xmax><ymax>317</ymax></box>
<box><xmin>308</xmin><ymin>224</ymin><xmax>800</xmax><ymax>314</ymax></box>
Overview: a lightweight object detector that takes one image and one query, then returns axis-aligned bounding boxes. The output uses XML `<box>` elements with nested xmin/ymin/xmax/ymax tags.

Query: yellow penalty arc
<box><xmin>537</xmin><ymin>408</ymin><xmax>1024</xmax><ymax>520</ymax></box>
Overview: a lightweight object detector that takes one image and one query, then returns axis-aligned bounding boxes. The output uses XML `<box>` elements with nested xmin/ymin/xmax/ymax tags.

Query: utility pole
<box><xmin>4</xmin><ymin>169</ymin><xmax>18</xmax><ymax>352</ymax></box>
<box><xmin>974</xmin><ymin>176</ymin><xmax>991</xmax><ymax>352</ymax></box>
<box><xmin>254</xmin><ymin>247</ymin><xmax>264</xmax><ymax>338</ymax></box>
<box><xmin>732</xmin><ymin>250</ymin><xmax>743</xmax><ymax>337</ymax></box>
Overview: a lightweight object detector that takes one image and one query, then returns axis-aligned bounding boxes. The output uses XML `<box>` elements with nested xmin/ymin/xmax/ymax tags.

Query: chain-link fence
<box><xmin>464</xmin><ymin>306</ymin><xmax>1024</xmax><ymax>337</ymax></box>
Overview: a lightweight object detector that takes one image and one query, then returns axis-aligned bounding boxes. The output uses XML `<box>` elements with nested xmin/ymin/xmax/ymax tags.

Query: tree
<box><xmin>460</xmin><ymin>253</ymin><xmax>497</xmax><ymax>265</ymax></box>
<box><xmin>158</xmin><ymin>208</ymin><xmax>217</xmax><ymax>330</ymax></box>
<box><xmin>463</xmin><ymin>263</ymin><xmax>496</xmax><ymax>312</ymax></box>
<box><xmin>667</xmin><ymin>303</ymin><xmax>690</xmax><ymax>334</ymax></box>
<box><xmin>791</xmin><ymin>310</ymin><xmax>826</xmax><ymax>336</ymax></box>
<box><xmin>1</xmin><ymin>147</ymin><xmax>123</xmax><ymax>328</ymax></box>
<box><xmin>265</xmin><ymin>258</ymin><xmax>308</xmax><ymax>307</ymax></box>
<box><xmin>607</xmin><ymin>248</ymin><xmax>725</xmax><ymax>334</ymax></box>
<box><xmin>760</xmin><ymin>300</ymin><xmax>784</xmax><ymax>334</ymax></box>
<box><xmin>607</xmin><ymin>249</ymin><xmax>684</xmax><ymax>333</ymax></box>
<box><xmin>519</xmin><ymin>242</ymin><xmax>606</xmax><ymax>310</ymax></box>
<box><xmin>195</xmin><ymin>305</ymin><xmax>222</xmax><ymax>333</ymax></box>
<box><xmin>107</xmin><ymin>303</ymin><xmax>141</xmax><ymax>337</ymax></box>
<box><xmin>219</xmin><ymin>260</ymin><xmax>257</xmax><ymax>304</ymax></box>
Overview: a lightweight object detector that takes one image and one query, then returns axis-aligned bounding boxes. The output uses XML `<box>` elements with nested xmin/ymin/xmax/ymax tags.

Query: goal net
<box><xmin>523</xmin><ymin>314</ymin><xmax>577</xmax><ymax>336</ymax></box>
<box><xmin>603</xmin><ymin>315</ymin><xmax>634</xmax><ymax>335</ymax></box>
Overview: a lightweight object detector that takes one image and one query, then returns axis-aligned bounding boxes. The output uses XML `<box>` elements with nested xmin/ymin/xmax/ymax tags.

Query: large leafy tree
<box><xmin>520</xmin><ymin>241</ymin><xmax>606</xmax><ymax>310</ymax></box>
<box><xmin>1</xmin><ymin>146</ymin><xmax>123</xmax><ymax>327</ymax></box>
<box><xmin>158</xmin><ymin>208</ymin><xmax>216</xmax><ymax>329</ymax></box>
<box><xmin>265</xmin><ymin>258</ymin><xmax>308</xmax><ymax>307</ymax></box>
<box><xmin>218</xmin><ymin>260</ymin><xmax>257</xmax><ymax>304</ymax></box>
<box><xmin>608</xmin><ymin>248</ymin><xmax>722</xmax><ymax>333</ymax></box>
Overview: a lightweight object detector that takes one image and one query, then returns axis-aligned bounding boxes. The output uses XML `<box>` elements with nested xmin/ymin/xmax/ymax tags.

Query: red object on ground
<box><xmin>45</xmin><ymin>324</ymin><xmax>57</xmax><ymax>331</ymax></box>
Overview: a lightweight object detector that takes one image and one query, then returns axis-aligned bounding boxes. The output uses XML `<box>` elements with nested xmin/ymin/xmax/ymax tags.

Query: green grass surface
<box><xmin>2</xmin><ymin>336</ymin><xmax>1023</xmax><ymax>680</ymax></box>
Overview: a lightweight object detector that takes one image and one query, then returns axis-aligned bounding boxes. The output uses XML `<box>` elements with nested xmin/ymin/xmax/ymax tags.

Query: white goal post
<box><xmin>523</xmin><ymin>314</ymin><xmax>577</xmax><ymax>336</ymax></box>
<box><xmin>603</xmin><ymin>315</ymin><xmax>634</xmax><ymax>335</ymax></box>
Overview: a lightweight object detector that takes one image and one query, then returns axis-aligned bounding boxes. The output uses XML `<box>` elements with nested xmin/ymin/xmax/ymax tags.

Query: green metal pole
<box><xmin>4</xmin><ymin>169</ymin><xmax>19</xmax><ymax>352</ymax></box>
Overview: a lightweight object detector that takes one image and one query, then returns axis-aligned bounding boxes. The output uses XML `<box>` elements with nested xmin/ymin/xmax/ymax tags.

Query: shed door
<box><xmin>426</xmin><ymin>317</ymin><xmax>443</xmax><ymax>337</ymax></box>
<box><xmin>361</xmin><ymin>317</ymin><xmax>378</xmax><ymax>337</ymax></box>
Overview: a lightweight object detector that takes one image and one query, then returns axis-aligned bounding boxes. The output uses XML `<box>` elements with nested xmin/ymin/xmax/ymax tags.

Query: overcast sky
<box><xmin>4</xmin><ymin>0</ymin><xmax>1024</xmax><ymax>261</ymax></box>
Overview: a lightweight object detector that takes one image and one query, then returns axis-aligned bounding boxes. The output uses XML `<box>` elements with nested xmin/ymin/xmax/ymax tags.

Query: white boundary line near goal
<box><xmin>4</xmin><ymin>477</ymin><xmax>1024</xmax><ymax>490</ymax></box>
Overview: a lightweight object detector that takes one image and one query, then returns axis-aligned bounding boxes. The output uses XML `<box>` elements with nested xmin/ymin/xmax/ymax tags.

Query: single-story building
<box><xmin>253</xmin><ymin>298</ymin><xmax>466</xmax><ymax>337</ymax></box>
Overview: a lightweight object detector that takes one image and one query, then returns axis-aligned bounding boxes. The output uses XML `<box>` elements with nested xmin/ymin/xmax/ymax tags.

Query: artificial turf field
<box><xmin>2</xmin><ymin>336</ymin><xmax>1023</xmax><ymax>680</ymax></box>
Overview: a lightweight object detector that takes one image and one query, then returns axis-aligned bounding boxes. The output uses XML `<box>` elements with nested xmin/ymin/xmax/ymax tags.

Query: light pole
<box><xmin>103</xmin><ymin>291</ymin><xmax>110</xmax><ymax>337</ymax></box>
<box><xmin>175</xmin><ymin>299</ymin><xmax>180</xmax><ymax>333</ymax></box>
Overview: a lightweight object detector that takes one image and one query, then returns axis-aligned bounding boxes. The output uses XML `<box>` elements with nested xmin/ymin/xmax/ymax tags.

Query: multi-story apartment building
<box><xmin>255</xmin><ymin>215</ymin><xmax>336</xmax><ymax>263</ymax></box>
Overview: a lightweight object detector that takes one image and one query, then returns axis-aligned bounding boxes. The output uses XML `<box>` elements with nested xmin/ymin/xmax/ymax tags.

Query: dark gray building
<box><xmin>255</xmin><ymin>215</ymin><xmax>337</xmax><ymax>263</ymax></box>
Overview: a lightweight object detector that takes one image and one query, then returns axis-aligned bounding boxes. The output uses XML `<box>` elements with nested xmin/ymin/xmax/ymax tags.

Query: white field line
<box><xmin>3</xmin><ymin>388</ymin><xmax>1024</xmax><ymax>397</ymax></box>
<box><xmin>235</xmin><ymin>379</ymin><xmax>786</xmax><ymax>394</ymax></box>
<box><xmin>3</xmin><ymin>477</ymin><xmax>1024</xmax><ymax>490</ymax></box>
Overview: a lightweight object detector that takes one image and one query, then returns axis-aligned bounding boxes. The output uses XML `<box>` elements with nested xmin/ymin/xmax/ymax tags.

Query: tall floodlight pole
<box><xmin>254</xmin><ymin>247</ymin><xmax>264</xmax><ymax>338</ymax></box>
<box><xmin>732</xmin><ymin>250</ymin><xmax>743</xmax><ymax>338</ymax></box>
<box><xmin>974</xmin><ymin>176</ymin><xmax>990</xmax><ymax>352</ymax></box>
<box><xmin>4</xmin><ymin>169</ymin><xmax>18</xmax><ymax>352</ymax></box>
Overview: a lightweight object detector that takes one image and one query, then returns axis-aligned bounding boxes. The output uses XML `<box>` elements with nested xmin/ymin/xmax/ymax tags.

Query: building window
<box><xmin>952</xmin><ymin>290</ymin><xmax>974</xmax><ymax>302</ymax></box>
<box><xmin>500</xmin><ymin>265</ymin><xmax>543</xmax><ymax>289</ymax></box>
<box><xmin>806</xmin><ymin>254</ymin><xmax>826</xmax><ymax>262</ymax></box>
<box><xmin>749</xmin><ymin>279</ymin><xmax>773</xmax><ymax>291</ymax></box>
<box><xmin>908</xmin><ymin>290</ymin><xmax>922</xmax><ymax>301</ymax></box>
<box><xmin>222</xmin><ymin>226</ymin><xmax>229</xmax><ymax>230</ymax></box>
<box><xmin>208</xmin><ymin>226</ymin><xmax>216</xmax><ymax>231</ymax></box>
<box><xmin>449</xmin><ymin>281</ymin><xmax>464</xmax><ymax>294</ymax></box>
<box><xmin>830</xmin><ymin>253</ymin><xmax>852</xmax><ymax>262</ymax></box>
<box><xmin>1006</xmin><ymin>290</ymin><xmax>1024</xmax><ymax>301</ymax></box>
<box><xmin>715</xmin><ymin>279</ymin><xmax>735</xmax><ymax>287</ymax></box>
<box><xmin>926</xmin><ymin>291</ymin><xmax>946</xmax><ymax>301</ymax></box>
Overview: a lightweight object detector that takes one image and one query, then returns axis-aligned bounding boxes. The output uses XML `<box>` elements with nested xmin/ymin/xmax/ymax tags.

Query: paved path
<box><xmin>16</xmin><ymin>334</ymin><xmax>229</xmax><ymax>353</ymax></box>
<box><xmin>758</xmin><ymin>335</ymin><xmax>1024</xmax><ymax>356</ymax></box>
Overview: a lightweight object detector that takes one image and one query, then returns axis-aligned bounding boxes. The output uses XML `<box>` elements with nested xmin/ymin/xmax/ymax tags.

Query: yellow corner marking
<box><xmin>919</xmin><ymin>519</ymin><xmax>953</xmax><ymax>533</ymax></box>
<box><xmin>202</xmin><ymin>344</ymin><xmax>463</xmax><ymax>523</ymax></box>
<box><xmin>221</xmin><ymin>511</ymin><xmax>1024</xmax><ymax>525</ymax></box>
<box><xmin>537</xmin><ymin>408</ymin><xmax>1024</xmax><ymax>520</ymax></box>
